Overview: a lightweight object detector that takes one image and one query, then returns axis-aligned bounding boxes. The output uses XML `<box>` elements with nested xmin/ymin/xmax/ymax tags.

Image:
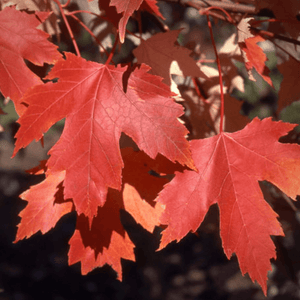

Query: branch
<box><xmin>158</xmin><ymin>0</ymin><xmax>256</xmax><ymax>14</ymax></box>
<box><xmin>53</xmin><ymin>0</ymin><xmax>80</xmax><ymax>56</ymax></box>
<box><xmin>160</xmin><ymin>0</ymin><xmax>300</xmax><ymax>47</ymax></box>
<box><xmin>252</xmin><ymin>27</ymin><xmax>300</xmax><ymax>46</ymax></box>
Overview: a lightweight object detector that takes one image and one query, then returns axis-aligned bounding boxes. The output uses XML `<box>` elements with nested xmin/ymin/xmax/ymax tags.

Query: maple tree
<box><xmin>1</xmin><ymin>0</ymin><xmax>300</xmax><ymax>296</ymax></box>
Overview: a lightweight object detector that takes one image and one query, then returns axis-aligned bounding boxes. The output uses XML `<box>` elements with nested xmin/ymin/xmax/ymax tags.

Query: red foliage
<box><xmin>0</xmin><ymin>6</ymin><xmax>61</xmax><ymax>115</ymax></box>
<box><xmin>1</xmin><ymin>0</ymin><xmax>300</xmax><ymax>296</ymax></box>
<box><xmin>157</xmin><ymin>118</ymin><xmax>300</xmax><ymax>294</ymax></box>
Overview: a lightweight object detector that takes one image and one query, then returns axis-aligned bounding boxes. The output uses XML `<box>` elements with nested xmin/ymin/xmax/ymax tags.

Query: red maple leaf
<box><xmin>68</xmin><ymin>147</ymin><xmax>168</xmax><ymax>278</ymax></box>
<box><xmin>0</xmin><ymin>6</ymin><xmax>61</xmax><ymax>115</ymax></box>
<box><xmin>255</xmin><ymin>0</ymin><xmax>300</xmax><ymax>39</ymax></box>
<box><xmin>15</xmin><ymin>147</ymin><xmax>170</xmax><ymax>279</ymax></box>
<box><xmin>14</xmin><ymin>171</ymin><xmax>72</xmax><ymax>242</ymax></box>
<box><xmin>157</xmin><ymin>117</ymin><xmax>300</xmax><ymax>294</ymax></box>
<box><xmin>13</xmin><ymin>52</ymin><xmax>193</xmax><ymax>225</ymax></box>
<box><xmin>140</xmin><ymin>0</ymin><xmax>164</xmax><ymax>19</ymax></box>
<box><xmin>237</xmin><ymin>18</ymin><xmax>273</xmax><ymax>87</ymax></box>
<box><xmin>109</xmin><ymin>0</ymin><xmax>163</xmax><ymax>43</ymax></box>
<box><xmin>277</xmin><ymin>57</ymin><xmax>300</xmax><ymax>112</ymax></box>
<box><xmin>109</xmin><ymin>0</ymin><xmax>145</xmax><ymax>43</ymax></box>
<box><xmin>133</xmin><ymin>30</ymin><xmax>207</xmax><ymax>85</ymax></box>
<box><xmin>68</xmin><ymin>189</ymin><xmax>136</xmax><ymax>280</ymax></box>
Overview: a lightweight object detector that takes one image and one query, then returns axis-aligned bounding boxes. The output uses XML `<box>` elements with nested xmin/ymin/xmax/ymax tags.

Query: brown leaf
<box><xmin>277</xmin><ymin>57</ymin><xmax>300</xmax><ymax>112</ymax></box>
<box><xmin>133</xmin><ymin>30</ymin><xmax>207</xmax><ymax>85</ymax></box>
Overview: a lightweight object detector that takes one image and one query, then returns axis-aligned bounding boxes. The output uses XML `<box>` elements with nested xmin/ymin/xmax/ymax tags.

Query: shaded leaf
<box><xmin>68</xmin><ymin>194</ymin><xmax>135</xmax><ymax>280</ymax></box>
<box><xmin>68</xmin><ymin>147</ymin><xmax>170</xmax><ymax>278</ymax></box>
<box><xmin>277</xmin><ymin>57</ymin><xmax>300</xmax><ymax>112</ymax></box>
<box><xmin>133</xmin><ymin>30</ymin><xmax>207</xmax><ymax>85</ymax></box>
<box><xmin>256</xmin><ymin>0</ymin><xmax>300</xmax><ymax>39</ymax></box>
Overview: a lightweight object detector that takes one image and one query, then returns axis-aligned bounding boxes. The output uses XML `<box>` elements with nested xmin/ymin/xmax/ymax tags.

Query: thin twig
<box><xmin>67</xmin><ymin>10</ymin><xmax>101</xmax><ymax>18</ymax></box>
<box><xmin>252</xmin><ymin>27</ymin><xmax>300</xmax><ymax>46</ymax></box>
<box><xmin>200</xmin><ymin>5</ymin><xmax>235</xmax><ymax>23</ymax></box>
<box><xmin>192</xmin><ymin>78</ymin><xmax>206</xmax><ymax>101</ymax></box>
<box><xmin>61</xmin><ymin>0</ymin><xmax>71</xmax><ymax>8</ymax></box>
<box><xmin>53</xmin><ymin>0</ymin><xmax>81</xmax><ymax>56</ymax></box>
<box><xmin>159</xmin><ymin>0</ymin><xmax>256</xmax><ymax>14</ymax></box>
<box><xmin>68</xmin><ymin>13</ymin><xmax>110</xmax><ymax>58</ymax></box>
<box><xmin>105</xmin><ymin>35</ymin><xmax>119</xmax><ymax>65</ymax></box>
<box><xmin>205</xmin><ymin>13</ymin><xmax>225</xmax><ymax>133</ymax></box>
<box><xmin>126</xmin><ymin>29</ymin><xmax>142</xmax><ymax>40</ymax></box>
<box><xmin>169</xmin><ymin>0</ymin><xmax>300</xmax><ymax>47</ymax></box>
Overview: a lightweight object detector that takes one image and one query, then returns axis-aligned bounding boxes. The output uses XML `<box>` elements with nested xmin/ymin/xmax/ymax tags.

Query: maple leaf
<box><xmin>68</xmin><ymin>147</ymin><xmax>168</xmax><ymax>278</ymax></box>
<box><xmin>237</xmin><ymin>18</ymin><xmax>273</xmax><ymax>87</ymax></box>
<box><xmin>277</xmin><ymin>57</ymin><xmax>300</xmax><ymax>112</ymax></box>
<box><xmin>3</xmin><ymin>0</ymin><xmax>61</xmax><ymax>38</ymax></box>
<box><xmin>255</xmin><ymin>0</ymin><xmax>300</xmax><ymax>39</ymax></box>
<box><xmin>0</xmin><ymin>6</ymin><xmax>61</xmax><ymax>115</ymax></box>
<box><xmin>14</xmin><ymin>147</ymin><xmax>168</xmax><ymax>279</ymax></box>
<box><xmin>140</xmin><ymin>0</ymin><xmax>164</xmax><ymax>19</ymax></box>
<box><xmin>157</xmin><ymin>117</ymin><xmax>300</xmax><ymax>294</ymax></box>
<box><xmin>108</xmin><ymin>0</ymin><xmax>141</xmax><ymax>43</ymax></box>
<box><xmin>68</xmin><ymin>190</ymin><xmax>135</xmax><ymax>280</ymax></box>
<box><xmin>123</xmin><ymin>183</ymin><xmax>164</xmax><ymax>232</ymax></box>
<box><xmin>108</xmin><ymin>0</ymin><xmax>163</xmax><ymax>43</ymax></box>
<box><xmin>120</xmin><ymin>147</ymin><xmax>170</xmax><ymax>232</ymax></box>
<box><xmin>179</xmin><ymin>81</ymin><xmax>248</xmax><ymax>139</ymax></box>
<box><xmin>13</xmin><ymin>52</ymin><xmax>193</xmax><ymax>225</ymax></box>
<box><xmin>133</xmin><ymin>30</ymin><xmax>207</xmax><ymax>85</ymax></box>
<box><xmin>98</xmin><ymin>0</ymin><xmax>122</xmax><ymax>29</ymax></box>
<box><xmin>14</xmin><ymin>171</ymin><xmax>72</xmax><ymax>242</ymax></box>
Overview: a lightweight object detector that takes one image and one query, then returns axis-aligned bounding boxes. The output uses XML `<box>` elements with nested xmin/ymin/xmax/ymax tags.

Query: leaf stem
<box><xmin>192</xmin><ymin>78</ymin><xmax>209</xmax><ymax>103</ymax></box>
<box><xmin>68</xmin><ymin>13</ymin><xmax>111</xmax><ymax>58</ymax></box>
<box><xmin>53</xmin><ymin>0</ymin><xmax>81</xmax><ymax>57</ymax></box>
<box><xmin>67</xmin><ymin>10</ymin><xmax>101</xmax><ymax>18</ymax></box>
<box><xmin>105</xmin><ymin>35</ymin><xmax>119</xmax><ymax>65</ymax></box>
<box><xmin>61</xmin><ymin>0</ymin><xmax>71</xmax><ymax>8</ymax></box>
<box><xmin>126</xmin><ymin>29</ymin><xmax>143</xmax><ymax>40</ymax></box>
<box><xmin>200</xmin><ymin>6</ymin><xmax>235</xmax><ymax>24</ymax></box>
<box><xmin>181</xmin><ymin>0</ymin><xmax>255</xmax><ymax>15</ymax></box>
<box><xmin>205</xmin><ymin>14</ymin><xmax>225</xmax><ymax>133</ymax></box>
<box><xmin>251</xmin><ymin>27</ymin><xmax>300</xmax><ymax>46</ymax></box>
<box><xmin>251</xmin><ymin>18</ymin><xmax>300</xmax><ymax>26</ymax></box>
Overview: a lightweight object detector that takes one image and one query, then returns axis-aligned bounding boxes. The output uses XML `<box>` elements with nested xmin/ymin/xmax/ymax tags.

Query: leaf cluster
<box><xmin>1</xmin><ymin>0</ymin><xmax>300</xmax><ymax>296</ymax></box>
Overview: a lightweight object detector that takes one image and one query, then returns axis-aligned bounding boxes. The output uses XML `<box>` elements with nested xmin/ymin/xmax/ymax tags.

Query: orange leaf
<box><xmin>237</xmin><ymin>18</ymin><xmax>273</xmax><ymax>87</ymax></box>
<box><xmin>157</xmin><ymin>117</ymin><xmax>300</xmax><ymax>294</ymax></box>
<box><xmin>123</xmin><ymin>183</ymin><xmax>164</xmax><ymax>233</ymax></box>
<box><xmin>15</xmin><ymin>171</ymin><xmax>72</xmax><ymax>242</ymax></box>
